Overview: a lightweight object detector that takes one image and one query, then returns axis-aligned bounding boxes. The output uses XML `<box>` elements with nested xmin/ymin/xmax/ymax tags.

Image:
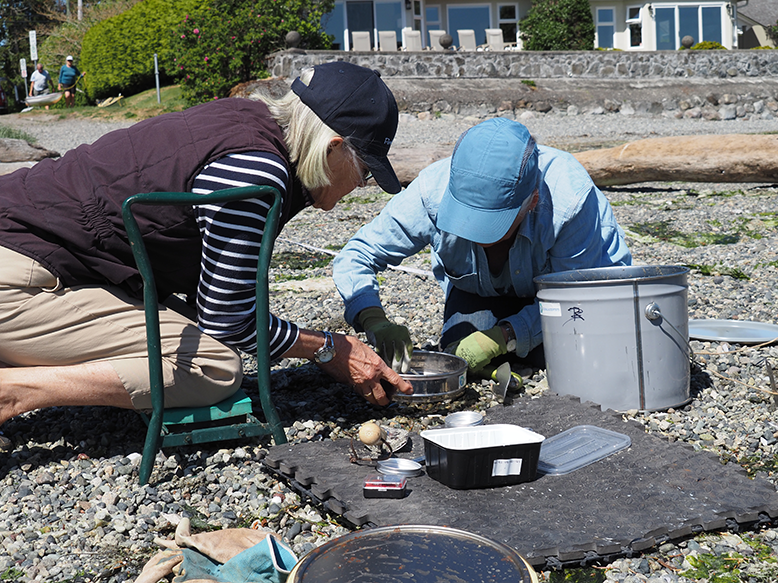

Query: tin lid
<box><xmin>537</xmin><ymin>425</ymin><xmax>631</xmax><ymax>476</ymax></box>
<box><xmin>377</xmin><ymin>458</ymin><xmax>424</xmax><ymax>477</ymax></box>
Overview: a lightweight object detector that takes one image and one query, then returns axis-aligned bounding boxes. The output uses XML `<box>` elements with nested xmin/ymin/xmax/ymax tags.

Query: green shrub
<box><xmin>80</xmin><ymin>0</ymin><xmax>199</xmax><ymax>101</ymax></box>
<box><xmin>690</xmin><ymin>40</ymin><xmax>726</xmax><ymax>50</ymax></box>
<box><xmin>519</xmin><ymin>0</ymin><xmax>595</xmax><ymax>51</ymax></box>
<box><xmin>173</xmin><ymin>0</ymin><xmax>334</xmax><ymax>105</ymax></box>
<box><xmin>38</xmin><ymin>0</ymin><xmax>144</xmax><ymax>79</ymax></box>
<box><xmin>752</xmin><ymin>45</ymin><xmax>776</xmax><ymax>50</ymax></box>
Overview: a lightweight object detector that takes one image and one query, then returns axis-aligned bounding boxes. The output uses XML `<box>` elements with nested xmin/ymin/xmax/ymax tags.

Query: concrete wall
<box><xmin>268</xmin><ymin>48</ymin><xmax>778</xmax><ymax>81</ymax></box>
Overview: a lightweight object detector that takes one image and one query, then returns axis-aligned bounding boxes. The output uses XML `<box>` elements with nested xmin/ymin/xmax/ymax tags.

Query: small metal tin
<box><xmin>445</xmin><ymin>411</ymin><xmax>484</xmax><ymax>428</ymax></box>
<box><xmin>377</xmin><ymin>458</ymin><xmax>424</xmax><ymax>478</ymax></box>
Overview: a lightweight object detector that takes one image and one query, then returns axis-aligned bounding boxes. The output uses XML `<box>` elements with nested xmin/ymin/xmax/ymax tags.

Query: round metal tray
<box><xmin>288</xmin><ymin>524</ymin><xmax>538</xmax><ymax>582</ymax></box>
<box><xmin>395</xmin><ymin>351</ymin><xmax>468</xmax><ymax>403</ymax></box>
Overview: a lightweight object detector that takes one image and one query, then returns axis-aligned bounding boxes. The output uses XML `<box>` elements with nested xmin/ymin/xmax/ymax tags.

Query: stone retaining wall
<box><xmin>268</xmin><ymin>48</ymin><xmax>778</xmax><ymax>81</ymax></box>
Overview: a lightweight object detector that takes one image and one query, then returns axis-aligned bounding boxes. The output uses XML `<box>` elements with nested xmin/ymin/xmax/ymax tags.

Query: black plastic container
<box><xmin>421</xmin><ymin>424</ymin><xmax>545</xmax><ymax>489</ymax></box>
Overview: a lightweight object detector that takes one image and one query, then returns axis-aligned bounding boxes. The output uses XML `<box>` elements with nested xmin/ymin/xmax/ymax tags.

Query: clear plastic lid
<box><xmin>537</xmin><ymin>425</ymin><xmax>631</xmax><ymax>475</ymax></box>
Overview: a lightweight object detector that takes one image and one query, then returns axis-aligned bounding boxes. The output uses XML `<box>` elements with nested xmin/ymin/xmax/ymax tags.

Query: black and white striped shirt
<box><xmin>192</xmin><ymin>151</ymin><xmax>299</xmax><ymax>359</ymax></box>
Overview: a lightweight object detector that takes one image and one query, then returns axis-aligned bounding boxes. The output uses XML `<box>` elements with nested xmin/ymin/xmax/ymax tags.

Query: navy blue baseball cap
<box><xmin>437</xmin><ymin>118</ymin><xmax>538</xmax><ymax>244</ymax></box>
<box><xmin>292</xmin><ymin>62</ymin><xmax>401</xmax><ymax>194</ymax></box>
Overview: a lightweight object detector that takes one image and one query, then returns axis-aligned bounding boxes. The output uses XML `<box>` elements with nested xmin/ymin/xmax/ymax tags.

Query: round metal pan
<box><xmin>288</xmin><ymin>524</ymin><xmax>539</xmax><ymax>582</ymax></box>
<box><xmin>395</xmin><ymin>351</ymin><xmax>468</xmax><ymax>403</ymax></box>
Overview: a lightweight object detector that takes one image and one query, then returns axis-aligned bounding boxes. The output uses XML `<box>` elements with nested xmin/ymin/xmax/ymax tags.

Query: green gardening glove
<box><xmin>448</xmin><ymin>326</ymin><xmax>507</xmax><ymax>373</ymax></box>
<box><xmin>358</xmin><ymin>307</ymin><xmax>413</xmax><ymax>373</ymax></box>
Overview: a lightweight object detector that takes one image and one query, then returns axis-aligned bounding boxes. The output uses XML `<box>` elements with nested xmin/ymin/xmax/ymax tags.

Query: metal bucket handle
<box><xmin>644</xmin><ymin>302</ymin><xmax>694</xmax><ymax>363</ymax></box>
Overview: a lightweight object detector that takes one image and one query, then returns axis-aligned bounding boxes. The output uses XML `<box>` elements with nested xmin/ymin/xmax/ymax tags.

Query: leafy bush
<box><xmin>80</xmin><ymin>0</ymin><xmax>199</xmax><ymax>101</ymax></box>
<box><xmin>752</xmin><ymin>46</ymin><xmax>777</xmax><ymax>50</ymax></box>
<box><xmin>38</xmin><ymin>0</ymin><xmax>144</xmax><ymax>79</ymax></box>
<box><xmin>519</xmin><ymin>0</ymin><xmax>595</xmax><ymax>51</ymax></box>
<box><xmin>173</xmin><ymin>0</ymin><xmax>334</xmax><ymax>106</ymax></box>
<box><xmin>690</xmin><ymin>40</ymin><xmax>726</xmax><ymax>50</ymax></box>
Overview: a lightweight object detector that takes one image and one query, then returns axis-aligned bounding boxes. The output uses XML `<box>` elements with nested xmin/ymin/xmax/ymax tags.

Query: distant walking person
<box><xmin>29</xmin><ymin>63</ymin><xmax>54</xmax><ymax>110</ymax></box>
<box><xmin>58</xmin><ymin>56</ymin><xmax>82</xmax><ymax>108</ymax></box>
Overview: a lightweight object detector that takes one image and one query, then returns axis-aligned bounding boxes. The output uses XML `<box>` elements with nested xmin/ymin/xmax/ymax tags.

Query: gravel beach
<box><xmin>1</xmin><ymin>105</ymin><xmax>778</xmax><ymax>582</ymax></box>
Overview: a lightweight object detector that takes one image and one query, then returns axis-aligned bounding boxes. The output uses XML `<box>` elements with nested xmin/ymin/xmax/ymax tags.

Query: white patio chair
<box><xmin>379</xmin><ymin>30</ymin><xmax>398</xmax><ymax>51</ymax></box>
<box><xmin>457</xmin><ymin>29</ymin><xmax>477</xmax><ymax>51</ymax></box>
<box><xmin>351</xmin><ymin>31</ymin><xmax>372</xmax><ymax>51</ymax></box>
<box><xmin>485</xmin><ymin>28</ymin><xmax>505</xmax><ymax>51</ymax></box>
<box><xmin>429</xmin><ymin>30</ymin><xmax>447</xmax><ymax>50</ymax></box>
<box><xmin>402</xmin><ymin>28</ymin><xmax>423</xmax><ymax>51</ymax></box>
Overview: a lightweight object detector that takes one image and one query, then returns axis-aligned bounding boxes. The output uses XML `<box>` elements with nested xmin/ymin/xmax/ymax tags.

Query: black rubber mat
<box><xmin>264</xmin><ymin>393</ymin><xmax>778</xmax><ymax>569</ymax></box>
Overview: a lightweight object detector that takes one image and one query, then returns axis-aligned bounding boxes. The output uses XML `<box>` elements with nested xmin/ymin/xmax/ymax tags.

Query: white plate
<box><xmin>688</xmin><ymin>319</ymin><xmax>778</xmax><ymax>344</ymax></box>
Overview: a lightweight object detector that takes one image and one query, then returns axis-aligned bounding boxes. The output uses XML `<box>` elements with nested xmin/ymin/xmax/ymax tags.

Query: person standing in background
<box><xmin>58</xmin><ymin>56</ymin><xmax>82</xmax><ymax>108</ymax></box>
<box><xmin>29</xmin><ymin>63</ymin><xmax>54</xmax><ymax>97</ymax></box>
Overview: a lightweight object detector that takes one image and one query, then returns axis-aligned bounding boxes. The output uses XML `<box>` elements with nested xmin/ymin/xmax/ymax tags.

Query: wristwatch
<box><xmin>313</xmin><ymin>331</ymin><xmax>336</xmax><ymax>364</ymax></box>
<box><xmin>500</xmin><ymin>322</ymin><xmax>517</xmax><ymax>353</ymax></box>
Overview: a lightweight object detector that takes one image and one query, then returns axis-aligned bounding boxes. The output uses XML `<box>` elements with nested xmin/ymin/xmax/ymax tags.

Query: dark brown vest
<box><xmin>0</xmin><ymin>98</ymin><xmax>300</xmax><ymax>298</ymax></box>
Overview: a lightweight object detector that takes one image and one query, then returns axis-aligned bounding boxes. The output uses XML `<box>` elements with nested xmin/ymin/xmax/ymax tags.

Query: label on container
<box><xmin>492</xmin><ymin>458</ymin><xmax>523</xmax><ymax>476</ymax></box>
<box><xmin>539</xmin><ymin>301</ymin><xmax>561</xmax><ymax>317</ymax></box>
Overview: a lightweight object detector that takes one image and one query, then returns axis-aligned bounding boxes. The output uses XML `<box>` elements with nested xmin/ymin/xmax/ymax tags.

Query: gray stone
<box><xmin>719</xmin><ymin>105</ymin><xmax>737</xmax><ymax>120</ymax></box>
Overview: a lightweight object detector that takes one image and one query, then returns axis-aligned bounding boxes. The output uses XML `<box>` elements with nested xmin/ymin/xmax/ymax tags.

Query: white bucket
<box><xmin>534</xmin><ymin>265</ymin><xmax>690</xmax><ymax>412</ymax></box>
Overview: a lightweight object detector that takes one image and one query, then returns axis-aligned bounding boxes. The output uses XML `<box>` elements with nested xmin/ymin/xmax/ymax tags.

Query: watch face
<box><xmin>317</xmin><ymin>349</ymin><xmax>335</xmax><ymax>364</ymax></box>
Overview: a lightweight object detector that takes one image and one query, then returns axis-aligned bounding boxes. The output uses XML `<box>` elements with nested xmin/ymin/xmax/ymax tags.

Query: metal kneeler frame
<box><xmin>122</xmin><ymin>185</ymin><xmax>288</xmax><ymax>485</ymax></box>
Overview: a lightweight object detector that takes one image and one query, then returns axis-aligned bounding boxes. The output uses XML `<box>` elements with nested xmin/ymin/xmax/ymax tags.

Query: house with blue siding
<box><xmin>322</xmin><ymin>0</ymin><xmax>748</xmax><ymax>51</ymax></box>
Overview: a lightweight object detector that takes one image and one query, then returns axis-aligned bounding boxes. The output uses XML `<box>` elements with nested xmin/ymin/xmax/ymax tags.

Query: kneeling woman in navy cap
<box><xmin>0</xmin><ymin>62</ymin><xmax>412</xmax><ymax>450</ymax></box>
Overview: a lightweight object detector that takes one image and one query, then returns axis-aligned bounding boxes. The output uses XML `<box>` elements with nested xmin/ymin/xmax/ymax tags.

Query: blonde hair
<box><xmin>251</xmin><ymin>68</ymin><xmax>361</xmax><ymax>191</ymax></box>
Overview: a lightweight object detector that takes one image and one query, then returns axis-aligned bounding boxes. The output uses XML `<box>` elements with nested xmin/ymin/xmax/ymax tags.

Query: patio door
<box><xmin>348</xmin><ymin>1</ymin><xmax>375</xmax><ymax>46</ymax></box>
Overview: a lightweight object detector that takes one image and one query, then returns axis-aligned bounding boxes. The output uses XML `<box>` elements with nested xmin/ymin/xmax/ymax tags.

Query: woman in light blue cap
<box><xmin>333</xmin><ymin>117</ymin><xmax>632</xmax><ymax>377</ymax></box>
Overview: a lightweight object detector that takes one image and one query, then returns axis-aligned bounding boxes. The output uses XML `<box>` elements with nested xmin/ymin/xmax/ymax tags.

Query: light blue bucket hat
<box><xmin>437</xmin><ymin>118</ymin><xmax>538</xmax><ymax>244</ymax></box>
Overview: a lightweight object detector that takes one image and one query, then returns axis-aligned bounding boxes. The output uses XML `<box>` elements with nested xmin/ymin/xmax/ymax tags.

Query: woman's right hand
<box><xmin>320</xmin><ymin>333</ymin><xmax>413</xmax><ymax>406</ymax></box>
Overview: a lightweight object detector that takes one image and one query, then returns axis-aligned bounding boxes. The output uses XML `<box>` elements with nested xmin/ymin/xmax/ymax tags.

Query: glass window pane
<box><xmin>322</xmin><ymin>2</ymin><xmax>345</xmax><ymax>50</ymax></box>
<box><xmin>499</xmin><ymin>22</ymin><xmax>516</xmax><ymax>41</ymax></box>
<box><xmin>678</xmin><ymin>6</ymin><xmax>698</xmax><ymax>46</ymax></box>
<box><xmin>629</xmin><ymin>23</ymin><xmax>641</xmax><ymax>47</ymax></box>
<box><xmin>655</xmin><ymin>7</ymin><xmax>675</xmax><ymax>50</ymax></box>
<box><xmin>499</xmin><ymin>5</ymin><xmax>516</xmax><ymax>20</ymax></box>
<box><xmin>598</xmin><ymin>25</ymin><xmax>614</xmax><ymax>48</ymax></box>
<box><xmin>627</xmin><ymin>6</ymin><xmax>640</xmax><ymax>20</ymax></box>
<box><xmin>702</xmin><ymin>6</ymin><xmax>722</xmax><ymax>44</ymax></box>
<box><xmin>376</xmin><ymin>1</ymin><xmax>403</xmax><ymax>38</ymax></box>
<box><xmin>448</xmin><ymin>5</ymin><xmax>491</xmax><ymax>45</ymax></box>
<box><xmin>414</xmin><ymin>0</ymin><xmax>421</xmax><ymax>17</ymax></box>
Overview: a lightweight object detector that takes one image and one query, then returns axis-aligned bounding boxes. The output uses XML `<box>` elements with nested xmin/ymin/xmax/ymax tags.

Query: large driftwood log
<box><xmin>574</xmin><ymin>134</ymin><xmax>778</xmax><ymax>186</ymax></box>
<box><xmin>385</xmin><ymin>144</ymin><xmax>453</xmax><ymax>187</ymax></box>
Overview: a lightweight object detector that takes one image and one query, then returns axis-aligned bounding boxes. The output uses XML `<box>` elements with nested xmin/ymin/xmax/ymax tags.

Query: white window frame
<box><xmin>626</xmin><ymin>4</ymin><xmax>643</xmax><ymax>48</ymax></box>
<box><xmin>651</xmin><ymin>2</ymin><xmax>727</xmax><ymax>49</ymax></box>
<box><xmin>596</xmin><ymin>6</ymin><xmax>616</xmax><ymax>49</ymax></box>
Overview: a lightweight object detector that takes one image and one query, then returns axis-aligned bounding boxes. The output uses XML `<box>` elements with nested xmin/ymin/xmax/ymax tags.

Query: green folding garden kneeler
<box><xmin>122</xmin><ymin>185</ymin><xmax>287</xmax><ymax>485</ymax></box>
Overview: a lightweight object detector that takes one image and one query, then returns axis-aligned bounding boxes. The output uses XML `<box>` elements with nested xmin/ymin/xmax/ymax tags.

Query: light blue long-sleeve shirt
<box><xmin>332</xmin><ymin>145</ymin><xmax>632</xmax><ymax>357</ymax></box>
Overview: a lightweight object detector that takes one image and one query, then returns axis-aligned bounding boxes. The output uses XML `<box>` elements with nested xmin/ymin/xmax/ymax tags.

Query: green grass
<box><xmin>0</xmin><ymin>568</ymin><xmax>24</xmax><ymax>581</ymax></box>
<box><xmin>548</xmin><ymin>568</ymin><xmax>606</xmax><ymax>582</ymax></box>
<box><xmin>685</xmin><ymin>263</ymin><xmax>750</xmax><ymax>281</ymax></box>
<box><xmin>0</xmin><ymin>124</ymin><xmax>37</xmax><ymax>143</ymax></box>
<box><xmin>270</xmin><ymin>251</ymin><xmax>332</xmax><ymax>270</ymax></box>
<box><xmin>24</xmin><ymin>84</ymin><xmax>186</xmax><ymax>123</ymax></box>
<box><xmin>681</xmin><ymin>552</ymin><xmax>744</xmax><ymax>583</ymax></box>
<box><xmin>629</xmin><ymin>220</ymin><xmax>740</xmax><ymax>247</ymax></box>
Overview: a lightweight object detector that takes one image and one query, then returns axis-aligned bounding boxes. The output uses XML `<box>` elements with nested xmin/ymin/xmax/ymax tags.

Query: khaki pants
<box><xmin>0</xmin><ymin>246</ymin><xmax>242</xmax><ymax>409</ymax></box>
